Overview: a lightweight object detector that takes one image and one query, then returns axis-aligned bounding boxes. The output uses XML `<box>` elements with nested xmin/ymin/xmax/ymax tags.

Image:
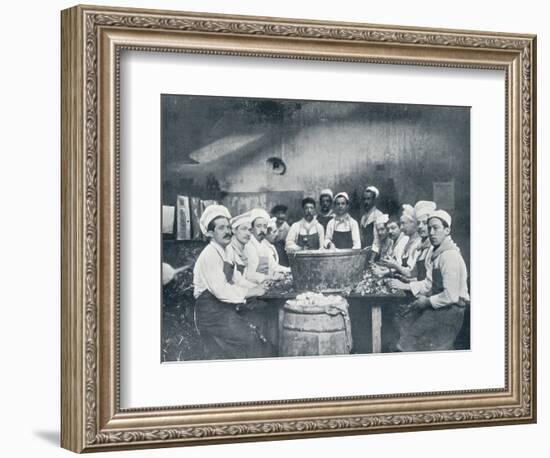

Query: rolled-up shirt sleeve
<box><xmin>195</xmin><ymin>249</ymin><xmax>247</xmax><ymax>304</ymax></box>
<box><xmin>234</xmin><ymin>268</ymin><xmax>258</xmax><ymax>290</ymax></box>
<box><xmin>244</xmin><ymin>243</ymin><xmax>268</xmax><ymax>283</ymax></box>
<box><xmin>429</xmin><ymin>252</ymin><xmax>465</xmax><ymax>309</ymax></box>
<box><xmin>409</xmin><ymin>272</ymin><xmax>432</xmax><ymax>298</ymax></box>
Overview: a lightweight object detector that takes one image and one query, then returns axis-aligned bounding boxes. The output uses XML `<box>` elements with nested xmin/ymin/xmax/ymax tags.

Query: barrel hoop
<box><xmin>282</xmin><ymin>325</ymin><xmax>344</xmax><ymax>333</ymax></box>
<box><xmin>283</xmin><ymin>308</ymin><xmax>344</xmax><ymax>315</ymax></box>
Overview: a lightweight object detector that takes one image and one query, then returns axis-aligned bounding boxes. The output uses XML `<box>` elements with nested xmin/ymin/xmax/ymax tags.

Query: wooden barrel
<box><xmin>281</xmin><ymin>298</ymin><xmax>350</xmax><ymax>357</ymax></box>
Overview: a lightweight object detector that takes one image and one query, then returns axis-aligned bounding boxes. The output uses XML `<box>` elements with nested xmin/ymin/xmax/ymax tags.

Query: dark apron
<box><xmin>332</xmin><ymin>230</ymin><xmax>353</xmax><ymax>249</ymax></box>
<box><xmin>361</xmin><ymin>221</ymin><xmax>374</xmax><ymax>248</ymax></box>
<box><xmin>274</xmin><ymin>240</ymin><xmax>289</xmax><ymax>267</ymax></box>
<box><xmin>394</xmin><ymin>261</ymin><xmax>465</xmax><ymax>352</ymax></box>
<box><xmin>297</xmin><ymin>231</ymin><xmax>320</xmax><ymax>250</ymax></box>
<box><xmin>235</xmin><ymin>263</ymin><xmax>245</xmax><ymax>275</ymax></box>
<box><xmin>415</xmin><ymin>248</ymin><xmax>428</xmax><ymax>281</ymax></box>
<box><xmin>194</xmin><ymin>256</ymin><xmax>275</xmax><ymax>360</ymax></box>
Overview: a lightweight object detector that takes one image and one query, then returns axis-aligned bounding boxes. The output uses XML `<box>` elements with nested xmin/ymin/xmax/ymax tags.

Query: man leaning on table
<box><xmin>193</xmin><ymin>205</ymin><xmax>275</xmax><ymax>359</ymax></box>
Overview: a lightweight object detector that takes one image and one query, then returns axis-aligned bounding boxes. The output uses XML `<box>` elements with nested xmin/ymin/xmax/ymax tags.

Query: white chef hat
<box><xmin>199</xmin><ymin>204</ymin><xmax>231</xmax><ymax>235</ymax></box>
<box><xmin>414</xmin><ymin>200</ymin><xmax>437</xmax><ymax>220</ymax></box>
<box><xmin>333</xmin><ymin>191</ymin><xmax>350</xmax><ymax>203</ymax></box>
<box><xmin>365</xmin><ymin>185</ymin><xmax>380</xmax><ymax>198</ymax></box>
<box><xmin>401</xmin><ymin>204</ymin><xmax>416</xmax><ymax>222</ymax></box>
<box><xmin>320</xmin><ymin>188</ymin><xmax>334</xmax><ymax>199</ymax></box>
<box><xmin>428</xmin><ymin>209</ymin><xmax>452</xmax><ymax>227</ymax></box>
<box><xmin>376</xmin><ymin>213</ymin><xmax>389</xmax><ymax>225</ymax></box>
<box><xmin>249</xmin><ymin>208</ymin><xmax>271</xmax><ymax>225</ymax></box>
<box><xmin>230</xmin><ymin>211</ymin><xmax>253</xmax><ymax>231</ymax></box>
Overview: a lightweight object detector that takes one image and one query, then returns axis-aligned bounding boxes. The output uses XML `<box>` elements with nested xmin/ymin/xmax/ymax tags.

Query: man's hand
<box><xmin>379</xmin><ymin>259</ymin><xmax>400</xmax><ymax>269</ymax></box>
<box><xmin>245</xmin><ymin>286</ymin><xmax>266</xmax><ymax>299</ymax></box>
<box><xmin>272</xmin><ymin>271</ymin><xmax>286</xmax><ymax>281</ymax></box>
<box><xmin>411</xmin><ymin>295</ymin><xmax>431</xmax><ymax>311</ymax></box>
<box><xmin>372</xmin><ymin>264</ymin><xmax>390</xmax><ymax>278</ymax></box>
<box><xmin>388</xmin><ymin>278</ymin><xmax>410</xmax><ymax>291</ymax></box>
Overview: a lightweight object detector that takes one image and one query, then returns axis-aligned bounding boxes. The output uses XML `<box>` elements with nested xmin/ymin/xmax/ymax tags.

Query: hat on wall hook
<box><xmin>266</xmin><ymin>157</ymin><xmax>287</xmax><ymax>175</ymax></box>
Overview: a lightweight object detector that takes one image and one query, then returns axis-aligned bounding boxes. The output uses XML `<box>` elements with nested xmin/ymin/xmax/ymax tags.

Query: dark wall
<box><xmin>161</xmin><ymin>95</ymin><xmax>470</xmax><ymax>268</ymax></box>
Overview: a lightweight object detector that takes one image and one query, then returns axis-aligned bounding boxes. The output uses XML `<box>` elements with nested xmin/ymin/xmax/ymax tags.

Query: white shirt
<box><xmin>226</xmin><ymin>240</ymin><xmax>258</xmax><ymax>289</ymax></box>
<box><xmin>401</xmin><ymin>233</ymin><xmax>422</xmax><ymax>272</ymax></box>
<box><xmin>391</xmin><ymin>232</ymin><xmax>409</xmax><ymax>263</ymax></box>
<box><xmin>285</xmin><ymin>218</ymin><xmax>325</xmax><ymax>252</ymax></box>
<box><xmin>193</xmin><ymin>241</ymin><xmax>248</xmax><ymax>303</ymax></box>
<box><xmin>360</xmin><ymin>207</ymin><xmax>383</xmax><ymax>251</ymax></box>
<box><xmin>325</xmin><ymin>214</ymin><xmax>361</xmax><ymax>249</ymax></box>
<box><xmin>244</xmin><ymin>236</ymin><xmax>290</xmax><ymax>283</ymax></box>
<box><xmin>409</xmin><ymin>239</ymin><xmax>470</xmax><ymax>308</ymax></box>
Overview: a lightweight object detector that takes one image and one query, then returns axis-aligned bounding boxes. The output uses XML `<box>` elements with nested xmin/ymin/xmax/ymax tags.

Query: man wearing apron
<box><xmin>285</xmin><ymin>197</ymin><xmax>325</xmax><ymax>252</ymax></box>
<box><xmin>411</xmin><ymin>200</ymin><xmax>437</xmax><ymax>281</ymax></box>
<box><xmin>381</xmin><ymin>204</ymin><xmax>421</xmax><ymax>281</ymax></box>
<box><xmin>244</xmin><ymin>208</ymin><xmax>290</xmax><ymax>284</ymax></box>
<box><xmin>324</xmin><ymin>192</ymin><xmax>361</xmax><ymax>249</ymax></box>
<box><xmin>316</xmin><ymin>189</ymin><xmax>335</xmax><ymax>232</ymax></box>
<box><xmin>390</xmin><ymin>210</ymin><xmax>469</xmax><ymax>352</ymax></box>
<box><xmin>226</xmin><ymin>212</ymin><xmax>254</xmax><ymax>277</ymax></box>
<box><xmin>270</xmin><ymin>204</ymin><xmax>290</xmax><ymax>267</ymax></box>
<box><xmin>388</xmin><ymin>202</ymin><xmax>437</xmax><ymax>280</ymax></box>
<box><xmin>387</xmin><ymin>217</ymin><xmax>408</xmax><ymax>263</ymax></box>
<box><xmin>359</xmin><ymin>185</ymin><xmax>383</xmax><ymax>250</ymax></box>
<box><xmin>193</xmin><ymin>205</ymin><xmax>275</xmax><ymax>359</ymax></box>
<box><xmin>370</xmin><ymin>213</ymin><xmax>393</xmax><ymax>262</ymax></box>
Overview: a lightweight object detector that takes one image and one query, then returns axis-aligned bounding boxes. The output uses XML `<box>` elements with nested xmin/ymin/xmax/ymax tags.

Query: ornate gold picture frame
<box><xmin>61</xmin><ymin>4</ymin><xmax>536</xmax><ymax>453</ymax></box>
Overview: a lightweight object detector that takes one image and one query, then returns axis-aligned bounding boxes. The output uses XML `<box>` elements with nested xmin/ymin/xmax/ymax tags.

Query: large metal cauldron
<box><xmin>288</xmin><ymin>248</ymin><xmax>369</xmax><ymax>292</ymax></box>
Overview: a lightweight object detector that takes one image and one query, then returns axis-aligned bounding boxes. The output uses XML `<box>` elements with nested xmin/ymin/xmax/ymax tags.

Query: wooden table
<box><xmin>262</xmin><ymin>290</ymin><xmax>406</xmax><ymax>354</ymax></box>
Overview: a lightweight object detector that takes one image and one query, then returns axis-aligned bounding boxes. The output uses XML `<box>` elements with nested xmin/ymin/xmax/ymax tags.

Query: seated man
<box><xmin>271</xmin><ymin>204</ymin><xmax>290</xmax><ymax>266</ymax></box>
<box><xmin>245</xmin><ymin>208</ymin><xmax>291</xmax><ymax>284</ymax></box>
<box><xmin>266</xmin><ymin>217</ymin><xmax>282</xmax><ymax>264</ymax></box>
<box><xmin>389</xmin><ymin>210</ymin><xmax>470</xmax><ymax>352</ymax></box>
<box><xmin>386</xmin><ymin>215</ymin><xmax>408</xmax><ymax>262</ymax></box>
<box><xmin>370</xmin><ymin>213</ymin><xmax>393</xmax><ymax>262</ymax></box>
<box><xmin>226</xmin><ymin>212</ymin><xmax>254</xmax><ymax>279</ymax></box>
<box><xmin>193</xmin><ymin>205</ymin><xmax>275</xmax><ymax>360</ymax></box>
<box><xmin>324</xmin><ymin>192</ymin><xmax>361</xmax><ymax>249</ymax></box>
<box><xmin>285</xmin><ymin>197</ymin><xmax>325</xmax><ymax>252</ymax></box>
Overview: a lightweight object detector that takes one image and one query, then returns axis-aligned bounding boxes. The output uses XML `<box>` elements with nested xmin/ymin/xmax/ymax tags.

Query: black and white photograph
<box><xmin>161</xmin><ymin>94</ymin><xmax>471</xmax><ymax>362</ymax></box>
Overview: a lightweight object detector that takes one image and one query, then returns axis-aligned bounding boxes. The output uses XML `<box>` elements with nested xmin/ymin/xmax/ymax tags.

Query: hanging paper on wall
<box><xmin>176</xmin><ymin>195</ymin><xmax>191</xmax><ymax>240</ymax></box>
<box><xmin>162</xmin><ymin>205</ymin><xmax>175</xmax><ymax>234</ymax></box>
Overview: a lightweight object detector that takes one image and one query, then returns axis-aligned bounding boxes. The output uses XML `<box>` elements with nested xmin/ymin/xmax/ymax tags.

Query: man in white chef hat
<box><xmin>193</xmin><ymin>205</ymin><xmax>274</xmax><ymax>359</ymax></box>
<box><xmin>390</xmin><ymin>209</ymin><xmax>470</xmax><ymax>352</ymax></box>
<box><xmin>317</xmin><ymin>188</ymin><xmax>335</xmax><ymax>231</ymax></box>
<box><xmin>244</xmin><ymin>208</ymin><xmax>290</xmax><ymax>284</ymax></box>
<box><xmin>324</xmin><ymin>192</ymin><xmax>361</xmax><ymax>249</ymax></box>
<box><xmin>360</xmin><ymin>185</ymin><xmax>384</xmax><ymax>251</ymax></box>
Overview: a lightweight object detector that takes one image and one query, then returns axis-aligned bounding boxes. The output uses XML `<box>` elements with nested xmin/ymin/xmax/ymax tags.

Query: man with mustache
<box><xmin>244</xmin><ymin>208</ymin><xmax>290</xmax><ymax>284</ymax></box>
<box><xmin>226</xmin><ymin>212</ymin><xmax>255</xmax><ymax>281</ymax></box>
<box><xmin>193</xmin><ymin>205</ymin><xmax>274</xmax><ymax>359</ymax></box>
<box><xmin>324</xmin><ymin>192</ymin><xmax>361</xmax><ymax>249</ymax></box>
<box><xmin>359</xmin><ymin>185</ymin><xmax>384</xmax><ymax>250</ymax></box>
<box><xmin>285</xmin><ymin>197</ymin><xmax>325</xmax><ymax>252</ymax></box>
<box><xmin>389</xmin><ymin>210</ymin><xmax>470</xmax><ymax>351</ymax></box>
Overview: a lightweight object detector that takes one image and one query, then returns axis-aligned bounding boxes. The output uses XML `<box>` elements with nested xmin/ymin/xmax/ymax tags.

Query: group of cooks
<box><xmin>191</xmin><ymin>185</ymin><xmax>470</xmax><ymax>359</ymax></box>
